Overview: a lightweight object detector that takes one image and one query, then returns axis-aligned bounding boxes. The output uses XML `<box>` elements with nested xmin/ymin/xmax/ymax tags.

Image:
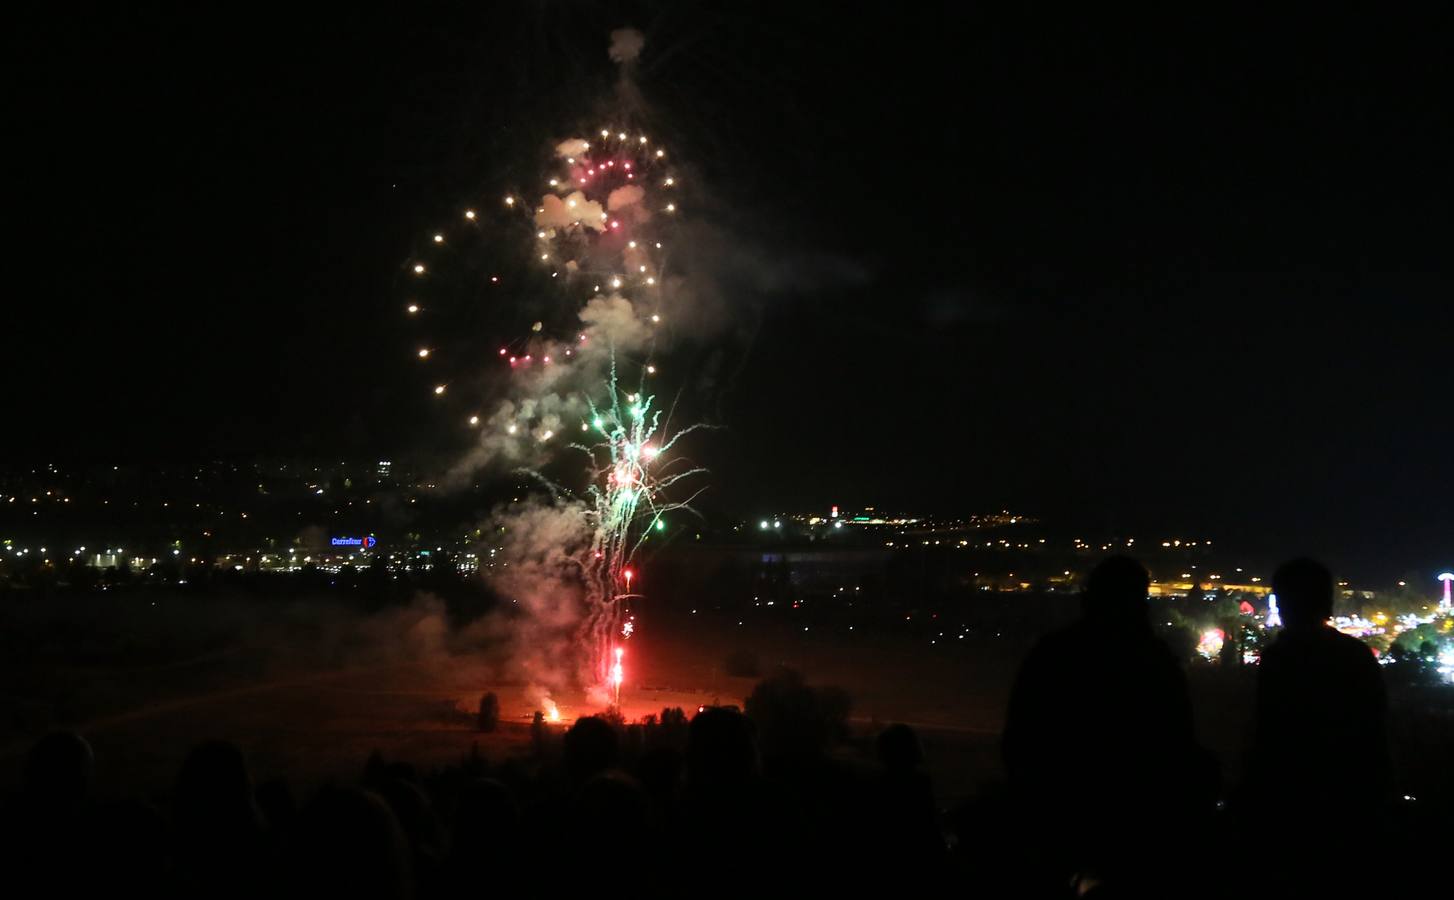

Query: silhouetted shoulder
<box><xmin>1261</xmin><ymin>626</ymin><xmax>1381</xmax><ymax>673</ymax></box>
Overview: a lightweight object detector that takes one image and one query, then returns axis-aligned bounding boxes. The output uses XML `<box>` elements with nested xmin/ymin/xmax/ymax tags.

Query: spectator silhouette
<box><xmin>172</xmin><ymin>740</ymin><xmax>270</xmax><ymax>898</ymax></box>
<box><xmin>22</xmin><ymin>731</ymin><xmax>93</xmax><ymax>813</ymax></box>
<box><xmin>1003</xmin><ymin>555</ymin><xmax>1212</xmax><ymax>895</ymax></box>
<box><xmin>562</xmin><ymin>715</ymin><xmax>619</xmax><ymax>783</ymax></box>
<box><xmin>284</xmin><ymin>786</ymin><xmax>412</xmax><ymax>900</ymax></box>
<box><xmin>564</xmin><ymin>771</ymin><xmax>649</xmax><ymax>872</ymax></box>
<box><xmin>8</xmin><ymin>732</ymin><xmax>99</xmax><ymax>893</ymax></box>
<box><xmin>435</xmin><ymin>777</ymin><xmax>519</xmax><ymax>895</ymax></box>
<box><xmin>371</xmin><ymin>775</ymin><xmax>444</xmax><ymax>891</ymax></box>
<box><xmin>1246</xmin><ymin>558</ymin><xmax>1389</xmax><ymax>892</ymax></box>
<box><xmin>869</xmin><ymin>724</ymin><xmax>944</xmax><ymax>874</ymax></box>
<box><xmin>681</xmin><ymin>707</ymin><xmax>792</xmax><ymax>881</ymax></box>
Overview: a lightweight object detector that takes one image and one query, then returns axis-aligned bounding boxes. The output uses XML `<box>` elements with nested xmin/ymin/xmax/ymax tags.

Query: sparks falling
<box><xmin>403</xmin><ymin>69</ymin><xmax>704</xmax><ymax>707</ymax></box>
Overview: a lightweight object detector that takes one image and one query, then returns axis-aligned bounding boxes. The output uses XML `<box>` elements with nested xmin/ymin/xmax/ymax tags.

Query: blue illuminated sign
<box><xmin>331</xmin><ymin>536</ymin><xmax>377</xmax><ymax>548</ymax></box>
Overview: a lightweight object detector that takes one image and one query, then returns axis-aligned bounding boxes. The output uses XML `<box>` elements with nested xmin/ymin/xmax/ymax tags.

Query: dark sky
<box><xmin>8</xmin><ymin>3</ymin><xmax>1452</xmax><ymax>575</ymax></box>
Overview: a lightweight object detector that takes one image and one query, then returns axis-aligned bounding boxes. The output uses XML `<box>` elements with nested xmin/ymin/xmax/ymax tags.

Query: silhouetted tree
<box><xmin>476</xmin><ymin>692</ymin><xmax>499</xmax><ymax>732</ymax></box>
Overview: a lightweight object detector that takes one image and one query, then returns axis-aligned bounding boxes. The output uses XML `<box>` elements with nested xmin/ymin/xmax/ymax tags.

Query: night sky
<box><xmin>9</xmin><ymin>4</ymin><xmax>1452</xmax><ymax>575</ymax></box>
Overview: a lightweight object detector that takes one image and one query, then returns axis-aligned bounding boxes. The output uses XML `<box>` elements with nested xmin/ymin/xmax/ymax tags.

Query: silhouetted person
<box><xmin>255</xmin><ymin>777</ymin><xmax>298</xmax><ymax>837</ymax></box>
<box><xmin>681</xmin><ymin>707</ymin><xmax>791</xmax><ymax>881</ymax></box>
<box><xmin>1003</xmin><ymin>556</ymin><xmax>1211</xmax><ymax>895</ymax></box>
<box><xmin>563</xmin><ymin>715</ymin><xmax>619</xmax><ymax>783</ymax></box>
<box><xmin>94</xmin><ymin>797</ymin><xmax>168</xmax><ymax>891</ymax></box>
<box><xmin>172</xmin><ymin>740</ymin><xmax>270</xmax><ymax>898</ymax></box>
<box><xmin>435</xmin><ymin>777</ymin><xmax>519</xmax><ymax>895</ymax></box>
<box><xmin>1246</xmin><ymin>558</ymin><xmax>1389</xmax><ymax>893</ymax></box>
<box><xmin>564</xmin><ymin>772</ymin><xmax>649</xmax><ymax>872</ymax></box>
<box><xmin>22</xmin><ymin>731</ymin><xmax>93</xmax><ymax>812</ymax></box>
<box><xmin>869</xmin><ymin>724</ymin><xmax>944</xmax><ymax>874</ymax></box>
<box><xmin>8</xmin><ymin>732</ymin><xmax>100</xmax><ymax>892</ymax></box>
<box><xmin>372</xmin><ymin>775</ymin><xmax>444</xmax><ymax>890</ymax></box>
<box><xmin>284</xmin><ymin>787</ymin><xmax>412</xmax><ymax>900</ymax></box>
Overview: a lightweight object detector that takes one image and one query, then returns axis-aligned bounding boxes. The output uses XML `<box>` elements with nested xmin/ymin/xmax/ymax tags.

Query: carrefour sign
<box><xmin>331</xmin><ymin>536</ymin><xmax>377</xmax><ymax>548</ymax></box>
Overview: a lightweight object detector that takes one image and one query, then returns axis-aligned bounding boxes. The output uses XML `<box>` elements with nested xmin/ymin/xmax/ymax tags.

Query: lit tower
<box><xmin>1266</xmin><ymin>593</ymin><xmax>1283</xmax><ymax>628</ymax></box>
<box><xmin>1439</xmin><ymin>573</ymin><xmax>1453</xmax><ymax>612</ymax></box>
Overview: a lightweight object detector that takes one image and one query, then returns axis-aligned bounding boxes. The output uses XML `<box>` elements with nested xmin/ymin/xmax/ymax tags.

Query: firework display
<box><xmin>404</xmin><ymin>124</ymin><xmax>704</xmax><ymax>709</ymax></box>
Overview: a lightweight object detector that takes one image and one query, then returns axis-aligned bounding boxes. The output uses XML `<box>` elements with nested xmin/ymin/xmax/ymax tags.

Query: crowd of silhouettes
<box><xmin>0</xmin><ymin>556</ymin><xmax>1427</xmax><ymax>897</ymax></box>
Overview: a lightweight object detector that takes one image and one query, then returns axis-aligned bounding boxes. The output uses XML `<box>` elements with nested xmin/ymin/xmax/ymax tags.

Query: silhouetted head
<box><xmin>1272</xmin><ymin>558</ymin><xmax>1334</xmax><ymax>629</ymax></box>
<box><xmin>687</xmin><ymin>706</ymin><xmax>759</xmax><ymax>787</ymax></box>
<box><xmin>451</xmin><ymin>778</ymin><xmax>517</xmax><ymax>855</ymax></box>
<box><xmin>1082</xmin><ymin>556</ymin><xmax>1151</xmax><ymax>624</ymax></box>
<box><xmin>563</xmin><ymin>715</ymin><xmax>619</xmax><ymax>780</ymax></box>
<box><xmin>175</xmin><ymin>740</ymin><xmax>256</xmax><ymax>826</ymax></box>
<box><xmin>877</xmin><ymin>723</ymin><xmax>924</xmax><ymax>773</ymax></box>
<box><xmin>255</xmin><ymin>778</ymin><xmax>297</xmax><ymax>832</ymax></box>
<box><xmin>374</xmin><ymin>777</ymin><xmax>443</xmax><ymax>865</ymax></box>
<box><xmin>23</xmin><ymin>731</ymin><xmax>94</xmax><ymax>808</ymax></box>
<box><xmin>571</xmin><ymin>772</ymin><xmax>648</xmax><ymax>845</ymax></box>
<box><xmin>290</xmin><ymin>787</ymin><xmax>412</xmax><ymax>900</ymax></box>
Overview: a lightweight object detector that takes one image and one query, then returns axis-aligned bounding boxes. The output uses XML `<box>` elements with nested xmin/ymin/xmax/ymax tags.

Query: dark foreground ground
<box><xmin>4</xmin><ymin>585</ymin><xmax>1454</xmax><ymax>898</ymax></box>
<box><xmin>3</xmin><ymin>585</ymin><xmax>1450</xmax><ymax>810</ymax></box>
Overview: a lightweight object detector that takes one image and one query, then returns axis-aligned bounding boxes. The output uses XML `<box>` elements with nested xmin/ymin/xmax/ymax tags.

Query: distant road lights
<box><xmin>433</xmin><ymin>234</ymin><xmax>443</xmax><ymax>243</ymax></box>
<box><xmin>417</xmin><ymin>348</ymin><xmax>430</xmax><ymax>359</ymax></box>
<box><xmin>413</xmin><ymin>264</ymin><xmax>425</xmax><ymax>274</ymax></box>
<box><xmin>406</xmin><ymin>304</ymin><xmax>419</xmax><ymax>314</ymax></box>
<box><xmin>433</xmin><ymin>384</ymin><xmax>446</xmax><ymax>395</ymax></box>
<box><xmin>468</xmin><ymin>415</ymin><xmax>480</xmax><ymax>426</ymax></box>
<box><xmin>464</xmin><ymin>209</ymin><xmax>476</xmax><ymax>220</ymax></box>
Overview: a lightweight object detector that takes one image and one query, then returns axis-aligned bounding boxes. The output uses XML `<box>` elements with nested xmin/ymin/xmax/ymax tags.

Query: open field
<box><xmin>3</xmin><ymin>586</ymin><xmax>1449</xmax><ymax>809</ymax></box>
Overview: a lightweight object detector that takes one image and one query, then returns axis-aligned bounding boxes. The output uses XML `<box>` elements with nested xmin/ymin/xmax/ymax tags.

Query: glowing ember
<box><xmin>609</xmin><ymin>646</ymin><xmax>625</xmax><ymax>706</ymax></box>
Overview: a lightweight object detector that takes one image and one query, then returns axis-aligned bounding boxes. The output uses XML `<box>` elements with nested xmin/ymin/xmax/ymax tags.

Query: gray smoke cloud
<box><xmin>608</xmin><ymin>28</ymin><xmax>645</xmax><ymax>65</ymax></box>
